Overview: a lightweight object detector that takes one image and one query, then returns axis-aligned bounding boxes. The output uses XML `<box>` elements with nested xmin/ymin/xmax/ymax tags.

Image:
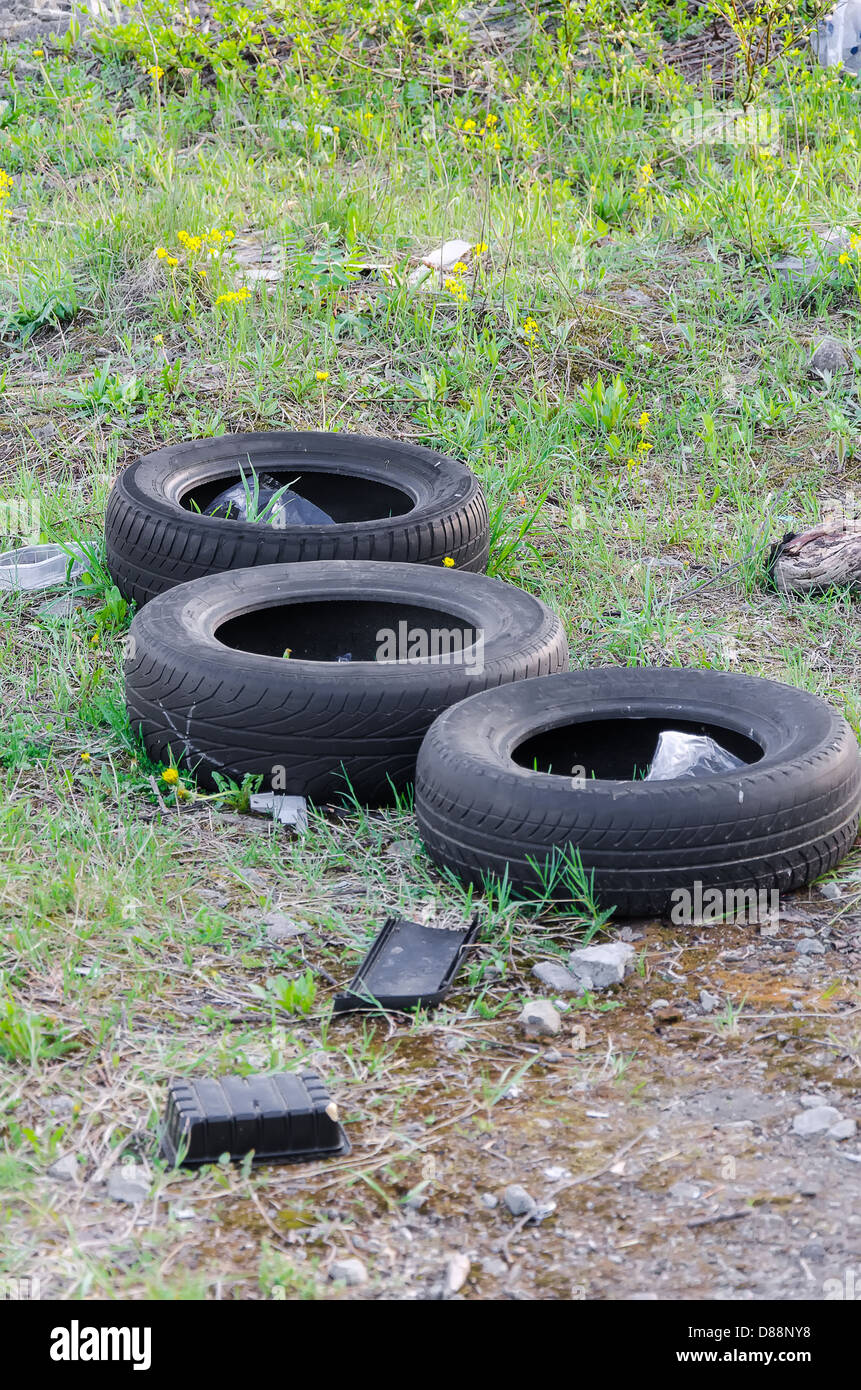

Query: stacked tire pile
<box><xmin>109</xmin><ymin>432</ymin><xmax>861</xmax><ymax>917</ymax></box>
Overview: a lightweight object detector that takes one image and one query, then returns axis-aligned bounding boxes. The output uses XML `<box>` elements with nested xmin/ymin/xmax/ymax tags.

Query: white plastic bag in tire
<box><xmin>812</xmin><ymin>2</ymin><xmax>861</xmax><ymax>74</ymax></box>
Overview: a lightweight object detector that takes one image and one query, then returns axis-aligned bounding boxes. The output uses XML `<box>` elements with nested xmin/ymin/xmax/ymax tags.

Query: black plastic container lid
<box><xmin>160</xmin><ymin>1069</ymin><xmax>350</xmax><ymax>1168</ymax></box>
<box><xmin>334</xmin><ymin>914</ymin><xmax>479</xmax><ymax>1013</ymax></box>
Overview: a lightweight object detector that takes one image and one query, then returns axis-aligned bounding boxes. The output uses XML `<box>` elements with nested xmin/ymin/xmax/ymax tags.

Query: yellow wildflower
<box><xmin>147</xmin><ymin>64</ymin><xmax>164</xmax><ymax>82</ymax></box>
<box><xmin>839</xmin><ymin>252</ymin><xmax>850</xmax><ymax>265</ymax></box>
<box><xmin>474</xmin><ymin>242</ymin><xmax>488</xmax><ymax>256</ymax></box>
<box><xmin>442</xmin><ymin>557</ymin><xmax>455</xmax><ymax>568</ymax></box>
<box><xmin>484</xmin><ymin>113</ymin><xmax>498</xmax><ymax>128</ymax></box>
<box><xmin>463</xmin><ymin>119</ymin><xmax>476</xmax><ymax>133</ymax></box>
<box><xmin>80</xmin><ymin>751</ymin><xmax>91</xmax><ymax>763</ymax></box>
<box><xmin>154</xmin><ymin>246</ymin><xmax>169</xmax><ymax>259</ymax></box>
<box><xmin>451</xmin><ymin>261</ymin><xmax>468</xmax><ymax>274</ymax></box>
<box><xmin>315</xmin><ymin>370</ymin><xmax>329</xmax><ymax>381</ymax></box>
<box><xmin>33</xmin><ymin>48</ymin><xmax>44</xmax><ymax>58</ymax></box>
<box><xmin>640</xmin><ymin>163</ymin><xmax>654</xmax><ymax>184</ymax></box>
<box><xmin>162</xmin><ymin>767</ymin><xmax>179</xmax><ymax>784</ymax></box>
<box><xmin>153</xmin><ymin>333</ymin><xmax>164</xmax><ymax>345</ymax></box>
<box><xmin>638</xmin><ymin>411</ymin><xmax>650</xmax><ymax>431</ymax></box>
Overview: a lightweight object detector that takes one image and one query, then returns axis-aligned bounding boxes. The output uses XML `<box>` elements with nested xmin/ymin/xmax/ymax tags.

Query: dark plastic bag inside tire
<box><xmin>125</xmin><ymin>561</ymin><xmax>568</xmax><ymax>804</ymax></box>
<box><xmin>414</xmin><ymin>668</ymin><xmax>861</xmax><ymax>918</ymax></box>
<box><xmin>106</xmin><ymin>432</ymin><xmax>490</xmax><ymax>607</ymax></box>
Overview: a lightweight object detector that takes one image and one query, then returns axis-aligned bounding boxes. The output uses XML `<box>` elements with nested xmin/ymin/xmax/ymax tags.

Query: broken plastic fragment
<box><xmin>645</xmin><ymin>731</ymin><xmax>745</xmax><ymax>781</ymax></box>
<box><xmin>249</xmin><ymin>792</ymin><xmax>308</xmax><ymax>832</ymax></box>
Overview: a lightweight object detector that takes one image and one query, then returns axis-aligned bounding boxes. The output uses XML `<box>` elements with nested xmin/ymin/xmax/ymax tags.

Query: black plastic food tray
<box><xmin>160</xmin><ymin>1069</ymin><xmax>350</xmax><ymax>1168</ymax></box>
<box><xmin>334</xmin><ymin>914</ymin><xmax>479</xmax><ymax>1013</ymax></box>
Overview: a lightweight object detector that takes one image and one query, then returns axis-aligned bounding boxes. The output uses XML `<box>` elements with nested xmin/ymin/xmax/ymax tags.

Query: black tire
<box><xmin>125</xmin><ymin>561</ymin><xmax>568</xmax><ymax>802</ymax></box>
<box><xmin>106</xmin><ymin>432</ymin><xmax>489</xmax><ymax>607</ymax></box>
<box><xmin>415</xmin><ymin>668</ymin><xmax>861</xmax><ymax>917</ymax></box>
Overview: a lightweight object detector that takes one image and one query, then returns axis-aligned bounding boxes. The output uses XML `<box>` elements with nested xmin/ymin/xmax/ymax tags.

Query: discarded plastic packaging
<box><xmin>160</xmin><ymin>1070</ymin><xmax>350</xmax><ymax>1168</ymax></box>
<box><xmin>334</xmin><ymin>914</ymin><xmax>479</xmax><ymax>1013</ymax></box>
<box><xmin>204</xmin><ymin>473</ymin><xmax>333</xmax><ymax>526</ymax></box>
<box><xmin>337</xmin><ymin>652</ymin><xmax>352</xmax><ymax>662</ymax></box>
<box><xmin>408</xmin><ymin>238</ymin><xmax>474</xmax><ymax>288</ymax></box>
<box><xmin>249</xmin><ymin>792</ymin><xmax>308</xmax><ymax>832</ymax></box>
<box><xmin>645</xmin><ymin>730</ymin><xmax>745</xmax><ymax>781</ymax></box>
<box><xmin>812</xmin><ymin>2</ymin><xmax>861</xmax><ymax>74</ymax></box>
<box><xmin>0</xmin><ymin>542</ymin><xmax>88</xmax><ymax>592</ymax></box>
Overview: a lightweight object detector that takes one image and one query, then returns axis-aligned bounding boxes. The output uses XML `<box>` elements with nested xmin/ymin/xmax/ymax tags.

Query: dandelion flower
<box><xmin>443</xmin><ymin>557</ymin><xmax>455</xmax><ymax>568</ymax></box>
<box><xmin>315</xmin><ymin>370</ymin><xmax>329</xmax><ymax>381</ymax></box>
<box><xmin>162</xmin><ymin>767</ymin><xmax>179</xmax><ymax>784</ymax></box>
<box><xmin>176</xmin><ymin>785</ymin><xmax>189</xmax><ymax>800</ymax></box>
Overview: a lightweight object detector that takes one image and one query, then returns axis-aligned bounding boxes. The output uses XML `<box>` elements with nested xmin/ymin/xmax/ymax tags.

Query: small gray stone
<box><xmin>800</xmin><ymin>1094</ymin><xmax>831</xmax><ymax>1108</ymax></box>
<box><xmin>329</xmin><ymin>1257</ymin><xmax>367</xmax><ymax>1286</ymax></box>
<box><xmin>481</xmin><ymin>1256</ymin><xmax>508</xmax><ymax>1277</ymax></box>
<box><xmin>543</xmin><ymin>1049</ymin><xmax>562</xmax><ymax>1064</ymax></box>
<box><xmin>532</xmin><ymin>961</ymin><xmax>581</xmax><ymax>993</ymax></box>
<box><xmin>792</xmin><ymin>1105</ymin><xmax>842</xmax><ymax>1137</ymax></box>
<box><xmin>481</xmin><ymin>1192</ymin><xmax>498</xmax><ymax>1209</ymax></box>
<box><xmin>829</xmin><ymin>1118</ymin><xmax>857</xmax><ymax>1141</ymax></box>
<box><xmin>503</xmin><ymin>1184</ymin><xmax>536</xmax><ymax>1218</ymax></box>
<box><xmin>444</xmin><ymin>1253</ymin><xmax>470</xmax><ymax>1294</ymax></box>
<box><xmin>47</xmin><ymin>1153</ymin><xmax>79</xmax><ymax>1182</ymax></box>
<box><xmin>107</xmin><ymin>1169</ymin><xmax>149</xmax><ymax>1204</ymax></box>
<box><xmin>567</xmin><ymin>942</ymin><xmax>635</xmax><ymax>991</ymax></box>
<box><xmin>516</xmin><ymin>999</ymin><xmax>561</xmax><ymax>1038</ymax></box>
<box><xmin>799</xmin><ymin>1242</ymin><xmax>826</xmax><ymax>1262</ymax></box>
<box><xmin>264</xmin><ymin>913</ymin><xmax>305</xmax><ymax>943</ymax></box>
<box><xmin>699</xmin><ymin>989</ymin><xmax>720</xmax><ymax>1014</ymax></box>
<box><xmin>796</xmin><ymin>938</ymin><xmax>825</xmax><ymax>955</ymax></box>
<box><xmin>819</xmin><ymin>881</ymin><xmax>842</xmax><ymax>901</ymax></box>
<box><xmin>669</xmin><ymin>1180</ymin><xmax>701</xmax><ymax>1201</ymax></box>
<box><xmin>808</xmin><ymin>336</ymin><xmax>848</xmax><ymax>379</ymax></box>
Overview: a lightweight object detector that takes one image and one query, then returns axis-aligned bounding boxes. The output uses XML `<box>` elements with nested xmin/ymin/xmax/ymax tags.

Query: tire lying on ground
<box><xmin>106</xmin><ymin>432</ymin><xmax>490</xmax><ymax>607</ymax></box>
<box><xmin>415</xmin><ymin>668</ymin><xmax>861</xmax><ymax>918</ymax></box>
<box><xmin>125</xmin><ymin>560</ymin><xmax>568</xmax><ymax>803</ymax></box>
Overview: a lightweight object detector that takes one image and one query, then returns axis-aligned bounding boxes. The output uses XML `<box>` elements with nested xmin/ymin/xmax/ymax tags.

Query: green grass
<box><xmin>1</xmin><ymin>0</ymin><xmax>861</xmax><ymax>1300</ymax></box>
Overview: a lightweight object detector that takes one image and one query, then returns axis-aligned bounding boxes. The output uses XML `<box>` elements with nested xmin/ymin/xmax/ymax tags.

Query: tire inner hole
<box><xmin>216</xmin><ymin>600</ymin><xmax>482</xmax><ymax>664</ymax></box>
<box><xmin>180</xmin><ymin>469</ymin><xmax>414</xmax><ymax>523</ymax></box>
<box><xmin>513</xmin><ymin>718</ymin><xmax>763</xmax><ymax>780</ymax></box>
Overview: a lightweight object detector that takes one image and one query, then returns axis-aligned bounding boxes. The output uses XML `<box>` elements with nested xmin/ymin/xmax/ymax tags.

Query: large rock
<box><xmin>567</xmin><ymin>942</ymin><xmax>635</xmax><ymax>991</ymax></box>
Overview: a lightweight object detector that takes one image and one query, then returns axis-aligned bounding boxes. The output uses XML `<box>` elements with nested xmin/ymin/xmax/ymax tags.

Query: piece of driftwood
<box><xmin>769</xmin><ymin>519</ymin><xmax>861</xmax><ymax>594</ymax></box>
